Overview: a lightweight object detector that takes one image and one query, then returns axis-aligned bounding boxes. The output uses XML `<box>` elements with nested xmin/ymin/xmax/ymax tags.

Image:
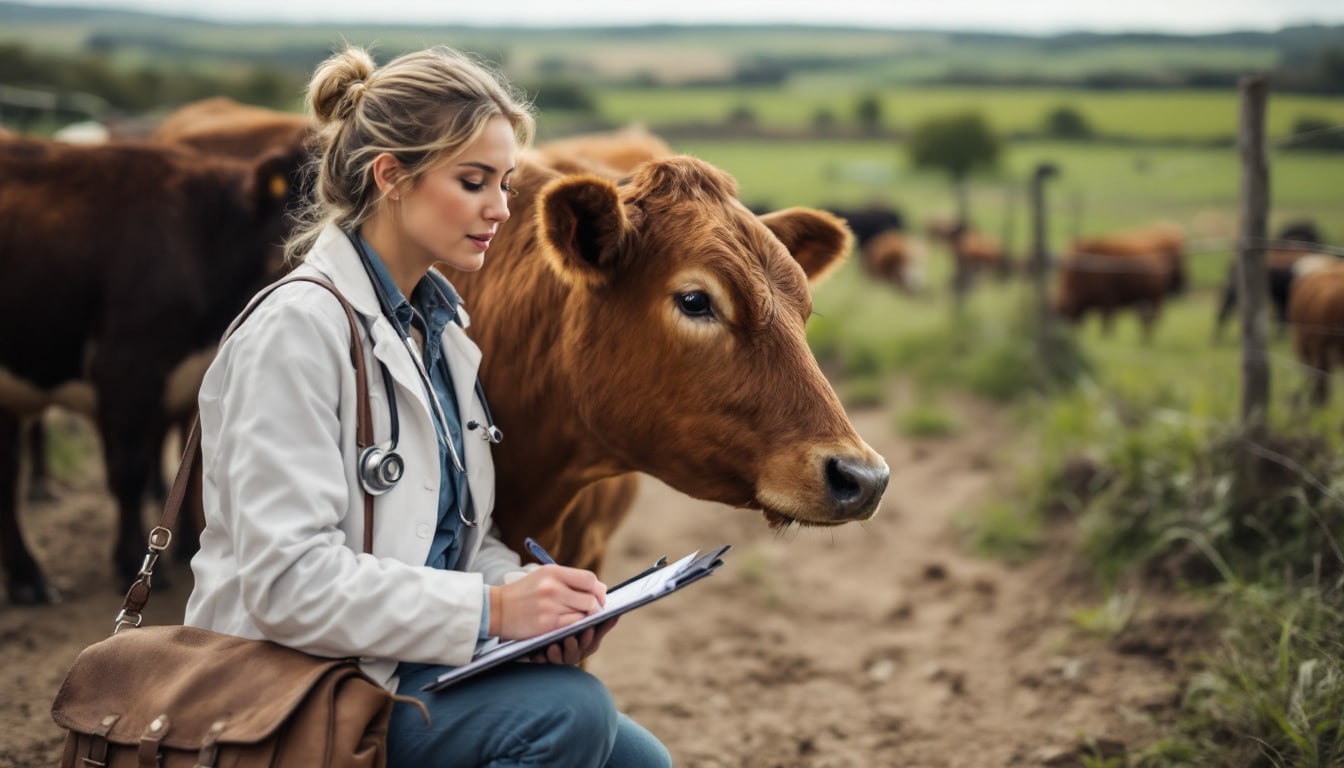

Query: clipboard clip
<box><xmin>608</xmin><ymin>555</ymin><xmax>669</xmax><ymax>593</ymax></box>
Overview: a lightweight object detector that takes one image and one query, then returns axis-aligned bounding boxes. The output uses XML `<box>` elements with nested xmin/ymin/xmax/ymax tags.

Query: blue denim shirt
<box><xmin>359</xmin><ymin>237</ymin><xmax>492</xmax><ymax>670</ymax></box>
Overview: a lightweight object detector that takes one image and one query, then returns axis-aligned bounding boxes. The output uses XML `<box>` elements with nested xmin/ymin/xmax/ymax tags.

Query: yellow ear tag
<box><xmin>269</xmin><ymin>174</ymin><xmax>288</xmax><ymax>198</ymax></box>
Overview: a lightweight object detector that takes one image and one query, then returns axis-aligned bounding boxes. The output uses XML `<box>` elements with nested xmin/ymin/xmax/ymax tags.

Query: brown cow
<box><xmin>533</xmin><ymin>124</ymin><xmax>674</xmax><ymax>177</ymax></box>
<box><xmin>1052</xmin><ymin>249</ymin><xmax>1179</xmax><ymax>342</ymax></box>
<box><xmin>926</xmin><ymin>217</ymin><xmax>1012</xmax><ymax>281</ymax></box>
<box><xmin>1288</xmin><ymin>263</ymin><xmax>1344</xmax><ymax>405</ymax></box>
<box><xmin>442</xmin><ymin>151</ymin><xmax>890</xmax><ymax>574</ymax></box>
<box><xmin>0</xmin><ymin>136</ymin><xmax>304</xmax><ymax>603</ymax></box>
<box><xmin>151</xmin><ymin>96</ymin><xmax>313</xmax><ymax>160</ymax></box>
<box><xmin>1070</xmin><ymin>221</ymin><xmax>1187</xmax><ymax>294</ymax></box>
<box><xmin>860</xmin><ymin>229</ymin><xmax>923</xmax><ymax>293</ymax></box>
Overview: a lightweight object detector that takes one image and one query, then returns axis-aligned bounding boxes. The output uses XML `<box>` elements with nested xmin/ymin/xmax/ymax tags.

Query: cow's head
<box><xmin>535</xmin><ymin>156</ymin><xmax>888</xmax><ymax>526</ymax></box>
<box><xmin>244</xmin><ymin>142</ymin><xmax>310</xmax><ymax>278</ymax></box>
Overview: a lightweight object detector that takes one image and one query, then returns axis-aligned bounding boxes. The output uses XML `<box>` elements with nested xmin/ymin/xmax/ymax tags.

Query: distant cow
<box><xmin>1287</xmin><ymin>263</ymin><xmax>1344</xmax><ymax>405</ymax></box>
<box><xmin>0</xmin><ymin>136</ymin><xmax>305</xmax><ymax>604</ymax></box>
<box><xmin>1215</xmin><ymin>221</ymin><xmax>1333</xmax><ymax>341</ymax></box>
<box><xmin>926</xmin><ymin>217</ymin><xmax>1013</xmax><ymax>281</ymax></box>
<box><xmin>446</xmin><ymin>149</ymin><xmax>890</xmax><ymax>575</ymax></box>
<box><xmin>1052</xmin><ymin>248</ymin><xmax>1182</xmax><ymax>342</ymax></box>
<box><xmin>152</xmin><ymin>96</ymin><xmax>313</xmax><ymax>160</ymax></box>
<box><xmin>826</xmin><ymin>204</ymin><xmax>921</xmax><ymax>292</ymax></box>
<box><xmin>859</xmin><ymin>229</ymin><xmax>924</xmax><ymax>293</ymax></box>
<box><xmin>1070</xmin><ymin>221</ymin><xmax>1187</xmax><ymax>295</ymax></box>
<box><xmin>827</xmin><ymin>204</ymin><xmax>904</xmax><ymax>246</ymax></box>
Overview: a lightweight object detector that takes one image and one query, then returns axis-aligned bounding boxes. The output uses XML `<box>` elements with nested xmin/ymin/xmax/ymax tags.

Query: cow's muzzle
<box><xmin>825</xmin><ymin>455</ymin><xmax>889</xmax><ymax>521</ymax></box>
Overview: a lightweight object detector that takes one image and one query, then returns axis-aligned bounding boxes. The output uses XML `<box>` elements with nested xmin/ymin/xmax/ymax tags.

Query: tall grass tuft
<box><xmin>1140</xmin><ymin>585</ymin><xmax>1344</xmax><ymax>768</ymax></box>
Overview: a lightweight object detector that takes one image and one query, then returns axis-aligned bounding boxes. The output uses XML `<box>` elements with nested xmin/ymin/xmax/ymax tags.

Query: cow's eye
<box><xmin>677</xmin><ymin>291</ymin><xmax>713</xmax><ymax>318</ymax></box>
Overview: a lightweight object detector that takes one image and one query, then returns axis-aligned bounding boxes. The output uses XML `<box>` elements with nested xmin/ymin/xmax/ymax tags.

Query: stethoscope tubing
<box><xmin>345</xmin><ymin>228</ymin><xmax>502</xmax><ymax>526</ymax></box>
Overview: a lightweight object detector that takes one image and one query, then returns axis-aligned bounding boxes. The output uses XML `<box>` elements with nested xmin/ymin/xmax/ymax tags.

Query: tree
<box><xmin>907</xmin><ymin>111</ymin><xmax>1002</xmax><ymax>311</ymax></box>
<box><xmin>907</xmin><ymin>111</ymin><xmax>1001</xmax><ymax>222</ymax></box>
<box><xmin>855</xmin><ymin>93</ymin><xmax>883</xmax><ymax>135</ymax></box>
<box><xmin>1043</xmin><ymin>105</ymin><xmax>1092</xmax><ymax>139</ymax></box>
<box><xmin>1319</xmin><ymin>48</ymin><xmax>1344</xmax><ymax>94</ymax></box>
<box><xmin>1287</xmin><ymin>116</ymin><xmax>1344</xmax><ymax>151</ymax></box>
<box><xmin>812</xmin><ymin>107</ymin><xmax>837</xmax><ymax>135</ymax></box>
<box><xmin>527</xmin><ymin>79</ymin><xmax>597</xmax><ymax>113</ymax></box>
<box><xmin>726</xmin><ymin>103</ymin><xmax>757</xmax><ymax>128</ymax></box>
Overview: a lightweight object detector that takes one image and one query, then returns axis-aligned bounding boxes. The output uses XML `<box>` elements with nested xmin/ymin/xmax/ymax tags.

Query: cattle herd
<box><xmin>1</xmin><ymin>98</ymin><xmax>1339</xmax><ymax>603</ymax></box>
<box><xmin>0</xmin><ymin>102</ymin><xmax>892</xmax><ymax>605</ymax></box>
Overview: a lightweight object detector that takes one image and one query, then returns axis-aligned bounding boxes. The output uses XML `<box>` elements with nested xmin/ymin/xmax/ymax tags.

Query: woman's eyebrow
<box><xmin>457</xmin><ymin>161</ymin><xmax>516</xmax><ymax>174</ymax></box>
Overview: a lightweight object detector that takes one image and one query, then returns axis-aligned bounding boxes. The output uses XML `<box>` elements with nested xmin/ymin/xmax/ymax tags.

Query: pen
<box><xmin>523</xmin><ymin>537</ymin><xmax>556</xmax><ymax>565</ymax></box>
<box><xmin>609</xmin><ymin>556</ymin><xmax>669</xmax><ymax>592</ymax></box>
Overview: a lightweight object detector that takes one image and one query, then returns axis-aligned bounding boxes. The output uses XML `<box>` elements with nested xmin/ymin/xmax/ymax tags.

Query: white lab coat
<box><xmin>185</xmin><ymin>223</ymin><xmax>527</xmax><ymax>690</ymax></box>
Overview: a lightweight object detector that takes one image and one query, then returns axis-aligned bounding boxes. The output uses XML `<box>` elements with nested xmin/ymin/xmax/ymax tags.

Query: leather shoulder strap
<box><xmin>114</xmin><ymin>276</ymin><xmax>375</xmax><ymax>634</ymax></box>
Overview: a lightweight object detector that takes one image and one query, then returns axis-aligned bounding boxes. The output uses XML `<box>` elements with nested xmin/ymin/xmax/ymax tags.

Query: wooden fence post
<box><xmin>1030</xmin><ymin>162</ymin><xmax>1058</xmax><ymax>358</ymax></box>
<box><xmin>1238</xmin><ymin>75</ymin><xmax>1270</xmax><ymax>432</ymax></box>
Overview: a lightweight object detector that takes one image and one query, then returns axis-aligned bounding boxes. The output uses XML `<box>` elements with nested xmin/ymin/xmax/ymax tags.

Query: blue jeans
<box><xmin>390</xmin><ymin>663</ymin><xmax>672</xmax><ymax>768</ymax></box>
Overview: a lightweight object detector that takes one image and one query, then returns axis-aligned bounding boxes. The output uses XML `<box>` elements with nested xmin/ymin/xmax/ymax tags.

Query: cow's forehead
<box><xmin>633</xmin><ymin>199</ymin><xmax>812</xmax><ymax>330</ymax></box>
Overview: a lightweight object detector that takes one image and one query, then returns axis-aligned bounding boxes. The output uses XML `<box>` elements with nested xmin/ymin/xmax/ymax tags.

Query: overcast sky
<box><xmin>18</xmin><ymin>0</ymin><xmax>1344</xmax><ymax>32</ymax></box>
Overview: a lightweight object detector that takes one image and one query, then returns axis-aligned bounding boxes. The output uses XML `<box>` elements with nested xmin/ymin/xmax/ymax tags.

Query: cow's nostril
<box><xmin>825</xmin><ymin>456</ymin><xmax>890</xmax><ymax>519</ymax></box>
<box><xmin>825</xmin><ymin>457</ymin><xmax>862</xmax><ymax>502</ymax></box>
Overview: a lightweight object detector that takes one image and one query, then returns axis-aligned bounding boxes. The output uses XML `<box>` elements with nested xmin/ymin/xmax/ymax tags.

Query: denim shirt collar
<box><xmin>357</xmin><ymin>233</ymin><xmax>462</xmax><ymax>345</ymax></box>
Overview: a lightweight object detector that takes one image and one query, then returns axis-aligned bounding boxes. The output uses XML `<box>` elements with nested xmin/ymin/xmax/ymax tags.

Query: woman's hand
<box><xmin>489</xmin><ymin>565</ymin><xmax>607</xmax><ymax>640</ymax></box>
<box><xmin>526</xmin><ymin>618</ymin><xmax>619</xmax><ymax>665</ymax></box>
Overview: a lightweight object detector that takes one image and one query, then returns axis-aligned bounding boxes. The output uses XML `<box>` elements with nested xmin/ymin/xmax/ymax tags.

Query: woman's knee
<box><xmin>537</xmin><ymin>666</ymin><xmax>619</xmax><ymax>746</ymax></box>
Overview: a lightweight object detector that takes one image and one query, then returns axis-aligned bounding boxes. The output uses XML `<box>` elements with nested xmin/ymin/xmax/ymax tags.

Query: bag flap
<box><xmin>51</xmin><ymin>625</ymin><xmax>370</xmax><ymax>748</ymax></box>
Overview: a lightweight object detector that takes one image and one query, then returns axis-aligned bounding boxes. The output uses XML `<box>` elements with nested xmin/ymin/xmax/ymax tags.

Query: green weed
<box><xmin>896</xmin><ymin>401</ymin><xmax>958</xmax><ymax>438</ymax></box>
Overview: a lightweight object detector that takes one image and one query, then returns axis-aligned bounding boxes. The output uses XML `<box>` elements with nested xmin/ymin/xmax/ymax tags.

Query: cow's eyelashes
<box><xmin>676</xmin><ymin>291</ymin><xmax>714</xmax><ymax>319</ymax></box>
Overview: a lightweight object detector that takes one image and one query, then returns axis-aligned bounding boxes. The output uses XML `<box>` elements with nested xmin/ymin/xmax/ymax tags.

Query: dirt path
<box><xmin>1</xmin><ymin>396</ymin><xmax>1183</xmax><ymax>767</ymax></box>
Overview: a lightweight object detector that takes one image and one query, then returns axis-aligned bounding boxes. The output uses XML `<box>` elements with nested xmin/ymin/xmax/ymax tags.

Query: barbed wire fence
<box><xmin>1016</xmin><ymin>76</ymin><xmax>1344</xmax><ymax>506</ymax></box>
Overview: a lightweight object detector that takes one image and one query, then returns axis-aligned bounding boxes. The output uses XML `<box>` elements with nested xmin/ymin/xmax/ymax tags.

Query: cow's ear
<box><xmin>249</xmin><ymin>146</ymin><xmax>305</xmax><ymax>219</ymax></box>
<box><xmin>537</xmin><ymin>173</ymin><xmax>631</xmax><ymax>287</ymax></box>
<box><xmin>759</xmin><ymin>207</ymin><xmax>852</xmax><ymax>284</ymax></box>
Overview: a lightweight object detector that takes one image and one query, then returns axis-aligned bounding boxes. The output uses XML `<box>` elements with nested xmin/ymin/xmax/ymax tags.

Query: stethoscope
<box><xmin>345</xmin><ymin>229</ymin><xmax>502</xmax><ymax>527</ymax></box>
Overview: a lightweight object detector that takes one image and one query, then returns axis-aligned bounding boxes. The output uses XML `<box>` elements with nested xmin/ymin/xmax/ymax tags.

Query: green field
<box><xmin>661</xmin><ymin>138</ymin><xmax>1341</xmax><ymax>266</ymax></box>
<box><xmin>596</xmin><ymin>86</ymin><xmax>1344</xmax><ymax>141</ymax></box>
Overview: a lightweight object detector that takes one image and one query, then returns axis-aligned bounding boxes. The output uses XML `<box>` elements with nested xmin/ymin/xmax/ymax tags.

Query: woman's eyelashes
<box><xmin>460</xmin><ymin>178</ymin><xmax>518</xmax><ymax>196</ymax></box>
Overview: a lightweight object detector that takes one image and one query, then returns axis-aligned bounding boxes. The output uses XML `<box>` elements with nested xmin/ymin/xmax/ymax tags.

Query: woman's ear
<box><xmin>371</xmin><ymin>152</ymin><xmax>404</xmax><ymax>199</ymax></box>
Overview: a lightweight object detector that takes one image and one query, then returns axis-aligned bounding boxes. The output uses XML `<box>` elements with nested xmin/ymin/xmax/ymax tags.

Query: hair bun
<box><xmin>308</xmin><ymin>47</ymin><xmax>378</xmax><ymax>126</ymax></box>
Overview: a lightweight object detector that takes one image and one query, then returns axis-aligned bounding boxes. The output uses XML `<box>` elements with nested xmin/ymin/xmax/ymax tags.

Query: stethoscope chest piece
<box><xmin>359</xmin><ymin>444</ymin><xmax>405</xmax><ymax>496</ymax></box>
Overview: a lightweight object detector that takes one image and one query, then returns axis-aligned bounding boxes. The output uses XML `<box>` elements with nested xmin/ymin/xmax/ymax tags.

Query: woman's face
<box><xmin>397</xmin><ymin>115</ymin><xmax>517</xmax><ymax>274</ymax></box>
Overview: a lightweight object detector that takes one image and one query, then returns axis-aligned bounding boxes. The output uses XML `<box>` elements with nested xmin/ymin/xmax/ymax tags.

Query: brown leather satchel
<box><xmin>50</xmin><ymin>276</ymin><xmax>415</xmax><ymax>768</ymax></box>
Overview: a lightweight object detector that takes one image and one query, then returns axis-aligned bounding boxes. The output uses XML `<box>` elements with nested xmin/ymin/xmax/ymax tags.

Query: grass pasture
<box><xmin>596</xmin><ymin>86</ymin><xmax>1344</xmax><ymax>141</ymax></box>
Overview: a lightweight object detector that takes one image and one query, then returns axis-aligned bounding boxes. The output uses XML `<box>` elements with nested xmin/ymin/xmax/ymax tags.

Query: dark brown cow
<box><xmin>0</xmin><ymin>136</ymin><xmax>304</xmax><ymax>603</ymax></box>
<box><xmin>443</xmin><ymin>151</ymin><xmax>890</xmax><ymax>574</ymax></box>
<box><xmin>20</xmin><ymin>100</ymin><xmax>317</xmax><ymax>507</ymax></box>
<box><xmin>1216</xmin><ymin>220</ymin><xmax>1333</xmax><ymax>340</ymax></box>
<box><xmin>1288</xmin><ymin>263</ymin><xmax>1344</xmax><ymax>405</ymax></box>
<box><xmin>151</xmin><ymin>96</ymin><xmax>313</xmax><ymax>160</ymax></box>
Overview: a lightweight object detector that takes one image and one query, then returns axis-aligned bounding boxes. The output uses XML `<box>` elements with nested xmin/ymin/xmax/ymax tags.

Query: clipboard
<box><xmin>423</xmin><ymin>544</ymin><xmax>731</xmax><ymax>691</ymax></box>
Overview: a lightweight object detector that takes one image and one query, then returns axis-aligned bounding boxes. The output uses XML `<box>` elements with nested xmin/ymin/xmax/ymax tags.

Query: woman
<box><xmin>184</xmin><ymin>45</ymin><xmax>671</xmax><ymax>767</ymax></box>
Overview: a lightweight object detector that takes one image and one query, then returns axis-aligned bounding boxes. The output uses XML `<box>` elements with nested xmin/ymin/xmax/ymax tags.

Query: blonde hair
<box><xmin>286</xmin><ymin>45</ymin><xmax>536</xmax><ymax>262</ymax></box>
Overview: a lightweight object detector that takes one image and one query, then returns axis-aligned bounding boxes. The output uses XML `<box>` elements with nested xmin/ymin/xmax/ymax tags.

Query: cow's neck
<box><xmin>446</xmin><ymin>243</ymin><xmax>627</xmax><ymax>552</ymax></box>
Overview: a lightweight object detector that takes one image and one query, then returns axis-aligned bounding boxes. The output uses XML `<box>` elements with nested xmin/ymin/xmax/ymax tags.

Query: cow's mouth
<box><xmin>760</xmin><ymin>507</ymin><xmax>847</xmax><ymax>530</ymax></box>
